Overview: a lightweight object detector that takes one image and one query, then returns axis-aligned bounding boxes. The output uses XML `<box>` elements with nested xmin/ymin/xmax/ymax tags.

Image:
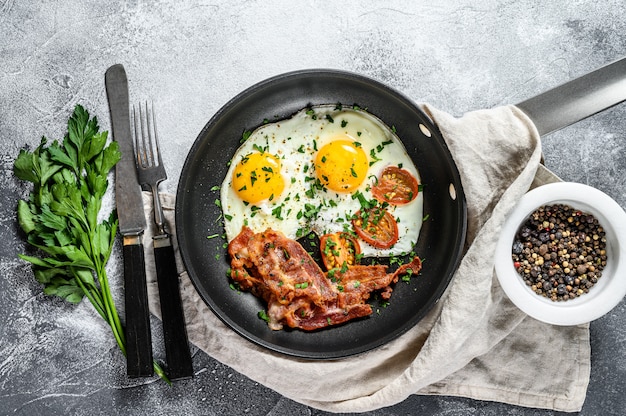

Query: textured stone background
<box><xmin>1</xmin><ymin>1</ymin><xmax>625</xmax><ymax>415</ymax></box>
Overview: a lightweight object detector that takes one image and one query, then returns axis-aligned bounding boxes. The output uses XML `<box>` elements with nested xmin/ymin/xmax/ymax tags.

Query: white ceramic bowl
<box><xmin>495</xmin><ymin>182</ymin><xmax>626</xmax><ymax>326</ymax></box>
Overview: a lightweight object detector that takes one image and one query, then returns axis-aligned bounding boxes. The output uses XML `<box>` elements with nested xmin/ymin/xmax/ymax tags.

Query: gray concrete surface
<box><xmin>1</xmin><ymin>1</ymin><xmax>625</xmax><ymax>415</ymax></box>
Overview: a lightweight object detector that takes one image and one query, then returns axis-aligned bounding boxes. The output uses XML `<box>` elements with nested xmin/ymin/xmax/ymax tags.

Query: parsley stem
<box><xmin>72</xmin><ymin>270</ymin><xmax>107</xmax><ymax>319</ymax></box>
<box><xmin>98</xmin><ymin>267</ymin><xmax>126</xmax><ymax>351</ymax></box>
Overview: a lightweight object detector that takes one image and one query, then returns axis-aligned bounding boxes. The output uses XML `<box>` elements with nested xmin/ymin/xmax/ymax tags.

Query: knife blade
<box><xmin>105</xmin><ymin>64</ymin><xmax>154</xmax><ymax>377</ymax></box>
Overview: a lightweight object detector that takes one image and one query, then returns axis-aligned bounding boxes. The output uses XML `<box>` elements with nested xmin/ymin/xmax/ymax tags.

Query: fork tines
<box><xmin>132</xmin><ymin>102</ymin><xmax>163</xmax><ymax>171</ymax></box>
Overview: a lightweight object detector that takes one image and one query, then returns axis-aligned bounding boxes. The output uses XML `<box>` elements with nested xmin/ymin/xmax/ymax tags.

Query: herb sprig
<box><xmin>13</xmin><ymin>105</ymin><xmax>169</xmax><ymax>383</ymax></box>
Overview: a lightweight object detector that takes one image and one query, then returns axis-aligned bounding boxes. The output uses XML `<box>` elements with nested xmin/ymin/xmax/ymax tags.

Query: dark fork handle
<box><xmin>153</xmin><ymin>235</ymin><xmax>194</xmax><ymax>380</ymax></box>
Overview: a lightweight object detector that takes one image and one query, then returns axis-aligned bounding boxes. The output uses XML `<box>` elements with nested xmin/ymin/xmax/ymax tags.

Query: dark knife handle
<box><xmin>123</xmin><ymin>239</ymin><xmax>154</xmax><ymax>377</ymax></box>
<box><xmin>154</xmin><ymin>235</ymin><xmax>194</xmax><ymax>380</ymax></box>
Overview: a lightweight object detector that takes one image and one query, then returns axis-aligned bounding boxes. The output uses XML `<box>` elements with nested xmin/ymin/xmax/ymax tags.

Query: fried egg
<box><xmin>220</xmin><ymin>105</ymin><xmax>424</xmax><ymax>257</ymax></box>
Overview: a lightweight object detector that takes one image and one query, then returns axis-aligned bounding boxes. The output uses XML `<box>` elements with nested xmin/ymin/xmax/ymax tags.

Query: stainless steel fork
<box><xmin>133</xmin><ymin>102</ymin><xmax>194</xmax><ymax>381</ymax></box>
<box><xmin>134</xmin><ymin>103</ymin><xmax>167</xmax><ymax>236</ymax></box>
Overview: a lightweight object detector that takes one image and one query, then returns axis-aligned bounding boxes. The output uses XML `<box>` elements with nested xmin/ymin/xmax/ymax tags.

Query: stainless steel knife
<box><xmin>516</xmin><ymin>56</ymin><xmax>626</xmax><ymax>136</ymax></box>
<box><xmin>105</xmin><ymin>64</ymin><xmax>154</xmax><ymax>377</ymax></box>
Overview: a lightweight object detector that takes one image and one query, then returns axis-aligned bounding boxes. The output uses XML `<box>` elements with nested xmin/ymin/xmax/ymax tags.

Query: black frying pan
<box><xmin>175</xmin><ymin>69</ymin><xmax>467</xmax><ymax>359</ymax></box>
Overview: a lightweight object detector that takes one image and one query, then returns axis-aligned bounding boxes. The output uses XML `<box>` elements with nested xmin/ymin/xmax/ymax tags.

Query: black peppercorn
<box><xmin>511</xmin><ymin>204</ymin><xmax>607</xmax><ymax>302</ymax></box>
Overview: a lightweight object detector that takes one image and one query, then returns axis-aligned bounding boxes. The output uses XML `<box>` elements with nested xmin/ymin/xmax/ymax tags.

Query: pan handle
<box><xmin>516</xmin><ymin>56</ymin><xmax>626</xmax><ymax>136</ymax></box>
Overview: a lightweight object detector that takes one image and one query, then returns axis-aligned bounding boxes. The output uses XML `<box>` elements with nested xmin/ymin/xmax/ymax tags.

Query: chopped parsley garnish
<box><xmin>258</xmin><ymin>310</ymin><xmax>270</xmax><ymax>322</ymax></box>
<box><xmin>253</xmin><ymin>143</ymin><xmax>267</xmax><ymax>153</ymax></box>
<box><xmin>369</xmin><ymin>149</ymin><xmax>382</xmax><ymax>166</ymax></box>
<box><xmin>301</xmin><ymin>203</ymin><xmax>320</xmax><ymax>219</ymax></box>
<box><xmin>272</xmin><ymin>204</ymin><xmax>284</xmax><ymax>220</ymax></box>
<box><xmin>249</xmin><ymin>205</ymin><xmax>261</xmax><ymax>217</ymax></box>
<box><xmin>241</xmin><ymin>130</ymin><xmax>252</xmax><ymax>142</ymax></box>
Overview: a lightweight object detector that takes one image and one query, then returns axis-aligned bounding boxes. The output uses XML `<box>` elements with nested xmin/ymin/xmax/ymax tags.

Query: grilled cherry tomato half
<box><xmin>352</xmin><ymin>208</ymin><xmax>399</xmax><ymax>249</ymax></box>
<box><xmin>319</xmin><ymin>232</ymin><xmax>361</xmax><ymax>271</ymax></box>
<box><xmin>371</xmin><ymin>166</ymin><xmax>419</xmax><ymax>205</ymax></box>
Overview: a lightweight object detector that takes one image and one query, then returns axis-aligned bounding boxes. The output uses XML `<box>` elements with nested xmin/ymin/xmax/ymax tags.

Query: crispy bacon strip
<box><xmin>228</xmin><ymin>226</ymin><xmax>422</xmax><ymax>331</ymax></box>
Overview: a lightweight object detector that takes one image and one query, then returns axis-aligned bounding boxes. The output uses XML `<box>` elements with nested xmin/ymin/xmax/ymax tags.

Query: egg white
<box><xmin>220</xmin><ymin>105</ymin><xmax>423</xmax><ymax>258</ymax></box>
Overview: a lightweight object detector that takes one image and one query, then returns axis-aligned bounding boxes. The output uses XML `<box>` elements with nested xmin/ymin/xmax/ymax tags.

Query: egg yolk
<box><xmin>315</xmin><ymin>138</ymin><xmax>368</xmax><ymax>193</ymax></box>
<box><xmin>232</xmin><ymin>152</ymin><xmax>284</xmax><ymax>203</ymax></box>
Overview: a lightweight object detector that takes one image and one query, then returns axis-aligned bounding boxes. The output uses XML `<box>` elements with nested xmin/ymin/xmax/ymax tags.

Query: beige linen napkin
<box><xmin>142</xmin><ymin>104</ymin><xmax>590</xmax><ymax>413</ymax></box>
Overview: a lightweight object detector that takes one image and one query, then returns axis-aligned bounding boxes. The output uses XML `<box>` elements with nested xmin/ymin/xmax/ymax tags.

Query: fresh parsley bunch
<box><xmin>14</xmin><ymin>104</ymin><xmax>168</xmax><ymax>382</ymax></box>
